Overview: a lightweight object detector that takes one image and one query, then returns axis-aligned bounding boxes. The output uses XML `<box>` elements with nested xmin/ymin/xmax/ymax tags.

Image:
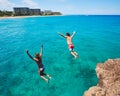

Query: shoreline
<box><xmin>1</xmin><ymin>15</ymin><xmax>119</xmax><ymax>19</ymax></box>
<box><xmin>0</xmin><ymin>15</ymin><xmax>63</xmax><ymax>19</ymax></box>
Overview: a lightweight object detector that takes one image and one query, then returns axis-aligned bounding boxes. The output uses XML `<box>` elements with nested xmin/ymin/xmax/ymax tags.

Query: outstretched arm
<box><xmin>26</xmin><ymin>50</ymin><xmax>35</xmax><ymax>60</ymax></box>
<box><xmin>71</xmin><ymin>31</ymin><xmax>76</xmax><ymax>38</ymax></box>
<box><xmin>58</xmin><ymin>32</ymin><xmax>66</xmax><ymax>38</ymax></box>
<box><xmin>39</xmin><ymin>44</ymin><xmax>43</xmax><ymax>56</ymax></box>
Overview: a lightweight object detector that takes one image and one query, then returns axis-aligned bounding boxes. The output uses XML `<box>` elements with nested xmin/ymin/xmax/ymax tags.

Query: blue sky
<box><xmin>0</xmin><ymin>0</ymin><xmax>120</xmax><ymax>15</ymax></box>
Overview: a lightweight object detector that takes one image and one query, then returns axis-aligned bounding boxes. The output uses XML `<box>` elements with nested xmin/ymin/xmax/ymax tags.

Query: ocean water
<box><xmin>0</xmin><ymin>15</ymin><xmax>120</xmax><ymax>96</ymax></box>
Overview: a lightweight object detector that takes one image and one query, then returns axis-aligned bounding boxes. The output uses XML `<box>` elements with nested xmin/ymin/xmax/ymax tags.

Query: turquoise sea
<box><xmin>0</xmin><ymin>15</ymin><xmax>120</xmax><ymax>96</ymax></box>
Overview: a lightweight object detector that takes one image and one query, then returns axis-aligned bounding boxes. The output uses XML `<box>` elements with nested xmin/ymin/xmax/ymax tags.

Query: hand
<box><xmin>58</xmin><ymin>32</ymin><xmax>60</xmax><ymax>34</ymax></box>
<box><xmin>26</xmin><ymin>50</ymin><xmax>28</xmax><ymax>53</ymax></box>
<box><xmin>73</xmin><ymin>31</ymin><xmax>76</xmax><ymax>33</ymax></box>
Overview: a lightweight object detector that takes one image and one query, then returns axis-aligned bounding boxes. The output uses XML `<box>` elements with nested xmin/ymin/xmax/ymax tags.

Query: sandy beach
<box><xmin>0</xmin><ymin>15</ymin><xmax>43</xmax><ymax>19</ymax></box>
<box><xmin>0</xmin><ymin>15</ymin><xmax>63</xmax><ymax>19</ymax></box>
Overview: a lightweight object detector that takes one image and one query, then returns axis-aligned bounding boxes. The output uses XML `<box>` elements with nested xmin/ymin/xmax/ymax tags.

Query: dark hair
<box><xmin>66</xmin><ymin>32</ymin><xmax>70</xmax><ymax>36</ymax></box>
<box><xmin>35</xmin><ymin>53</ymin><xmax>40</xmax><ymax>59</ymax></box>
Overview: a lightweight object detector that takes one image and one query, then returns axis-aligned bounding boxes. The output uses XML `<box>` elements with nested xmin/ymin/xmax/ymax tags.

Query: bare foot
<box><xmin>47</xmin><ymin>75</ymin><xmax>52</xmax><ymax>79</ymax></box>
<box><xmin>46</xmin><ymin>79</ymin><xmax>49</xmax><ymax>83</ymax></box>
<box><xmin>74</xmin><ymin>55</ymin><xmax>78</xmax><ymax>59</ymax></box>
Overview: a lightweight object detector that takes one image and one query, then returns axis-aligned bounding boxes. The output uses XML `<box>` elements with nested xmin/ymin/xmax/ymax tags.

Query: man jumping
<box><xmin>26</xmin><ymin>45</ymin><xmax>51</xmax><ymax>83</ymax></box>
<box><xmin>58</xmin><ymin>32</ymin><xmax>78</xmax><ymax>59</ymax></box>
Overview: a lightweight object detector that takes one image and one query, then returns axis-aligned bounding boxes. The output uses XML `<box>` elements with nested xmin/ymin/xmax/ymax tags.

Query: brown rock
<box><xmin>84</xmin><ymin>58</ymin><xmax>120</xmax><ymax>96</ymax></box>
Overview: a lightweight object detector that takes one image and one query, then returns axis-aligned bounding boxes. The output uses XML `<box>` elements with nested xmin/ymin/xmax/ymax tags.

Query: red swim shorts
<box><xmin>68</xmin><ymin>44</ymin><xmax>74</xmax><ymax>49</ymax></box>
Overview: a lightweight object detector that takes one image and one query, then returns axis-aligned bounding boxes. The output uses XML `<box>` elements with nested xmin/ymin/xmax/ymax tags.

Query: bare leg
<box><xmin>46</xmin><ymin>74</ymin><xmax>51</xmax><ymax>79</ymax></box>
<box><xmin>40</xmin><ymin>76</ymin><xmax>48</xmax><ymax>83</ymax></box>
<box><xmin>71</xmin><ymin>51</ymin><xmax>78</xmax><ymax>59</ymax></box>
<box><xmin>74</xmin><ymin>51</ymin><xmax>78</xmax><ymax>56</ymax></box>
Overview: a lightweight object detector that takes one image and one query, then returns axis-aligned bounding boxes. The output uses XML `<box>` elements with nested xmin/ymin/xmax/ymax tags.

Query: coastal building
<box><xmin>42</xmin><ymin>10</ymin><xmax>62</xmax><ymax>15</ymax></box>
<box><xmin>13</xmin><ymin>7</ymin><xmax>62</xmax><ymax>16</ymax></box>
<box><xmin>30</xmin><ymin>9</ymin><xmax>42</xmax><ymax>15</ymax></box>
<box><xmin>13</xmin><ymin>7</ymin><xmax>30</xmax><ymax>16</ymax></box>
<box><xmin>44</xmin><ymin>10</ymin><xmax>52</xmax><ymax>15</ymax></box>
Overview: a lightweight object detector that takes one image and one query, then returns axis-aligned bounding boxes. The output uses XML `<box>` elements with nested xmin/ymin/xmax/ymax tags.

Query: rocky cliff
<box><xmin>84</xmin><ymin>58</ymin><xmax>120</xmax><ymax>96</ymax></box>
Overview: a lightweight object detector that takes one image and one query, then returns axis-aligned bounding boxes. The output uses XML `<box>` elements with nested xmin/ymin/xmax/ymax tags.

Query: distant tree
<box><xmin>0</xmin><ymin>10</ymin><xmax>4</xmax><ymax>16</ymax></box>
<box><xmin>0</xmin><ymin>10</ymin><xmax>13</xmax><ymax>16</ymax></box>
<box><xmin>52</xmin><ymin>12</ymin><xmax>62</xmax><ymax>15</ymax></box>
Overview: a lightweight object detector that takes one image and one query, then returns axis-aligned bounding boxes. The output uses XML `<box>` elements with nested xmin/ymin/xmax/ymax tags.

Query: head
<box><xmin>66</xmin><ymin>32</ymin><xmax>70</xmax><ymax>36</ymax></box>
<box><xmin>35</xmin><ymin>53</ymin><xmax>40</xmax><ymax>59</ymax></box>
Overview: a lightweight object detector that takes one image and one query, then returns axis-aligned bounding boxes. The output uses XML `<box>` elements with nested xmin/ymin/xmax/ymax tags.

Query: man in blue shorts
<box><xmin>26</xmin><ymin>45</ymin><xmax>51</xmax><ymax>83</ymax></box>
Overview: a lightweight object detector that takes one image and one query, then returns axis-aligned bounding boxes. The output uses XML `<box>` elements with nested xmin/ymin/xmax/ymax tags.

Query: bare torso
<box><xmin>66</xmin><ymin>36</ymin><xmax>72</xmax><ymax>44</ymax></box>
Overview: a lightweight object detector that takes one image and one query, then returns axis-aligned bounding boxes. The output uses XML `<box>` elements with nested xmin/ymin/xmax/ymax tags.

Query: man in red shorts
<box><xmin>58</xmin><ymin>31</ymin><xmax>78</xmax><ymax>59</ymax></box>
